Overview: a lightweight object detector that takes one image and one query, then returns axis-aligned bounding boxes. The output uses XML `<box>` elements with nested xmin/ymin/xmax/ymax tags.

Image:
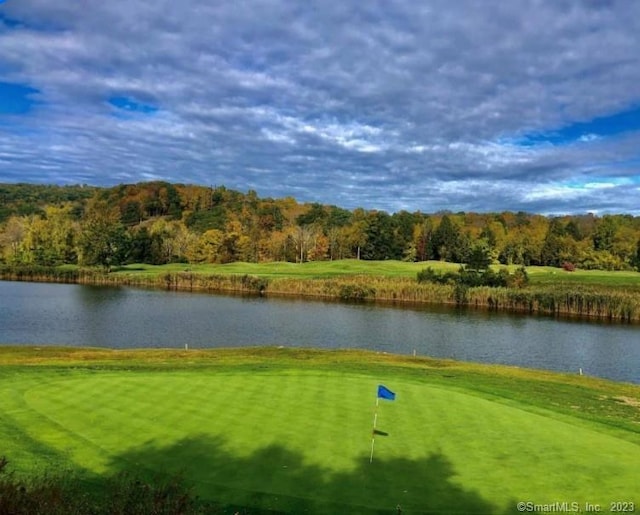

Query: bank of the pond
<box><xmin>2</xmin><ymin>345</ymin><xmax>639</xmax><ymax>433</ymax></box>
<box><xmin>2</xmin><ymin>264</ymin><xmax>640</xmax><ymax>322</ymax></box>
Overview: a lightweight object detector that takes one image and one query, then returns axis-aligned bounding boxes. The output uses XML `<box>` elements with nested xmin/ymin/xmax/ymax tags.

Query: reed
<box><xmin>2</xmin><ymin>266</ymin><xmax>639</xmax><ymax>322</ymax></box>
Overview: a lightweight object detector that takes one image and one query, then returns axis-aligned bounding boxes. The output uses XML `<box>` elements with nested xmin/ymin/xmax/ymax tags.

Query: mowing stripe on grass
<box><xmin>2</xmin><ymin>367</ymin><xmax>637</xmax><ymax>513</ymax></box>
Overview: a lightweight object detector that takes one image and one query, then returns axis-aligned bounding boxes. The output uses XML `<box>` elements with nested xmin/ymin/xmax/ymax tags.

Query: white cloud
<box><xmin>0</xmin><ymin>0</ymin><xmax>639</xmax><ymax>213</ymax></box>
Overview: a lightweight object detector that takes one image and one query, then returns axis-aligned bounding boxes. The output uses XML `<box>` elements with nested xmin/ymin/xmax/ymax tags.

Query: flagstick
<box><xmin>370</xmin><ymin>396</ymin><xmax>379</xmax><ymax>463</ymax></box>
<box><xmin>369</xmin><ymin>436</ymin><xmax>375</xmax><ymax>463</ymax></box>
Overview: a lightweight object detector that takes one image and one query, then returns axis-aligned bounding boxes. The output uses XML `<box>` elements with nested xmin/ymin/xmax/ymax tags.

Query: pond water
<box><xmin>1</xmin><ymin>280</ymin><xmax>639</xmax><ymax>383</ymax></box>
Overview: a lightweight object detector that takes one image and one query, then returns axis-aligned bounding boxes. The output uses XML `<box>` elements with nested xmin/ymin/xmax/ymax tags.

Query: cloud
<box><xmin>0</xmin><ymin>0</ymin><xmax>639</xmax><ymax>214</ymax></box>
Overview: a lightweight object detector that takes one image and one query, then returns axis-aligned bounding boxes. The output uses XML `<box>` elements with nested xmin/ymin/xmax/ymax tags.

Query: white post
<box><xmin>370</xmin><ymin>396</ymin><xmax>379</xmax><ymax>463</ymax></box>
<box><xmin>369</xmin><ymin>436</ymin><xmax>375</xmax><ymax>463</ymax></box>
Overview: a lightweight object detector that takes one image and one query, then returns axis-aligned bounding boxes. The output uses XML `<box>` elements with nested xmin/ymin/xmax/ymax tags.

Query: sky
<box><xmin>1</xmin><ymin>0</ymin><xmax>639</xmax><ymax>215</ymax></box>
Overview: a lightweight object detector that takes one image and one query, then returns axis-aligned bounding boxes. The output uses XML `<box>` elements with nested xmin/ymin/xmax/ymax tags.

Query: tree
<box><xmin>611</xmin><ymin>225</ymin><xmax>638</xmax><ymax>263</ymax></box>
<box><xmin>593</xmin><ymin>216</ymin><xmax>617</xmax><ymax>252</ymax></box>
<box><xmin>466</xmin><ymin>241</ymin><xmax>492</xmax><ymax>271</ymax></box>
<box><xmin>197</xmin><ymin>229</ymin><xmax>224</xmax><ymax>263</ymax></box>
<box><xmin>78</xmin><ymin>200</ymin><xmax>130</xmax><ymax>271</ymax></box>
<box><xmin>129</xmin><ymin>227</ymin><xmax>154</xmax><ymax>263</ymax></box>
<box><xmin>120</xmin><ymin>201</ymin><xmax>142</xmax><ymax>226</ymax></box>
<box><xmin>296</xmin><ymin>203</ymin><xmax>327</xmax><ymax>227</ymax></box>
<box><xmin>362</xmin><ymin>211</ymin><xmax>403</xmax><ymax>260</ymax></box>
<box><xmin>220</xmin><ymin>220</ymin><xmax>252</xmax><ymax>263</ymax></box>
<box><xmin>633</xmin><ymin>239</ymin><xmax>640</xmax><ymax>271</ymax></box>
<box><xmin>564</xmin><ymin>220</ymin><xmax>583</xmax><ymax>241</ymax></box>
<box><xmin>18</xmin><ymin>207</ymin><xmax>78</xmax><ymax>266</ymax></box>
<box><xmin>0</xmin><ymin>216</ymin><xmax>26</xmax><ymax>263</ymax></box>
<box><xmin>432</xmin><ymin>215</ymin><xmax>469</xmax><ymax>263</ymax></box>
<box><xmin>293</xmin><ymin>225</ymin><xmax>316</xmax><ymax>263</ymax></box>
<box><xmin>343</xmin><ymin>220</ymin><xmax>367</xmax><ymax>260</ymax></box>
<box><xmin>410</xmin><ymin>219</ymin><xmax>434</xmax><ymax>262</ymax></box>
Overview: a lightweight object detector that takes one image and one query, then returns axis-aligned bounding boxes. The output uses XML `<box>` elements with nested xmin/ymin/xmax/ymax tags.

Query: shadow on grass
<box><xmin>104</xmin><ymin>435</ymin><xmax>504</xmax><ymax>514</ymax></box>
<box><xmin>2</xmin><ymin>434</ymin><xmax>521</xmax><ymax>514</ymax></box>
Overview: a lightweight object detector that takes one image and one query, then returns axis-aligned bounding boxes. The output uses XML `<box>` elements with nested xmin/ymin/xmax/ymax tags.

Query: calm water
<box><xmin>1</xmin><ymin>280</ymin><xmax>639</xmax><ymax>383</ymax></box>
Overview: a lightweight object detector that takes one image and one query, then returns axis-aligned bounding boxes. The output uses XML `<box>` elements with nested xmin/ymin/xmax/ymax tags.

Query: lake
<box><xmin>1</xmin><ymin>280</ymin><xmax>639</xmax><ymax>383</ymax></box>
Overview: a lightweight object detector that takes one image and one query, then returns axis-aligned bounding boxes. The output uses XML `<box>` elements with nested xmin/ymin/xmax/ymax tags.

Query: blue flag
<box><xmin>377</xmin><ymin>384</ymin><xmax>395</xmax><ymax>401</ymax></box>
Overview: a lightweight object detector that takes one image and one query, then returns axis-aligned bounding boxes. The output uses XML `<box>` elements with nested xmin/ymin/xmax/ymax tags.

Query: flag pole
<box><xmin>370</xmin><ymin>396</ymin><xmax>379</xmax><ymax>463</ymax></box>
<box><xmin>370</xmin><ymin>385</ymin><xmax>394</xmax><ymax>464</ymax></box>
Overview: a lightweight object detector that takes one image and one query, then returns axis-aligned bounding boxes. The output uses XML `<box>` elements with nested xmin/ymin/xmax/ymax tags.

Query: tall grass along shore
<box><xmin>2</xmin><ymin>260</ymin><xmax>640</xmax><ymax>322</ymax></box>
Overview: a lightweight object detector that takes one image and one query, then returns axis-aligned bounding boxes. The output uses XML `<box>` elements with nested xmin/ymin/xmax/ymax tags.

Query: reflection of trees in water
<box><xmin>75</xmin><ymin>284</ymin><xmax>127</xmax><ymax>305</ymax></box>
<box><xmin>74</xmin><ymin>285</ymin><xmax>130</xmax><ymax>347</ymax></box>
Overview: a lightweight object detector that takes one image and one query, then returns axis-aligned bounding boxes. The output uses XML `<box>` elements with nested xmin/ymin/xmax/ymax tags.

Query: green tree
<box><xmin>593</xmin><ymin>216</ymin><xmax>617</xmax><ymax>252</ymax></box>
<box><xmin>129</xmin><ymin>227</ymin><xmax>154</xmax><ymax>263</ymax></box>
<box><xmin>362</xmin><ymin>212</ymin><xmax>402</xmax><ymax>260</ymax></box>
<box><xmin>432</xmin><ymin>215</ymin><xmax>468</xmax><ymax>263</ymax></box>
<box><xmin>120</xmin><ymin>201</ymin><xmax>142</xmax><ymax>226</ymax></box>
<box><xmin>78</xmin><ymin>200</ymin><xmax>130</xmax><ymax>271</ymax></box>
<box><xmin>466</xmin><ymin>240</ymin><xmax>492</xmax><ymax>271</ymax></box>
<box><xmin>633</xmin><ymin>239</ymin><xmax>640</xmax><ymax>271</ymax></box>
<box><xmin>18</xmin><ymin>207</ymin><xmax>77</xmax><ymax>266</ymax></box>
<box><xmin>296</xmin><ymin>203</ymin><xmax>327</xmax><ymax>227</ymax></box>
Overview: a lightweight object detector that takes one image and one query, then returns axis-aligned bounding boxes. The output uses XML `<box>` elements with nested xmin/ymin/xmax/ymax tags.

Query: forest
<box><xmin>1</xmin><ymin>181</ymin><xmax>640</xmax><ymax>272</ymax></box>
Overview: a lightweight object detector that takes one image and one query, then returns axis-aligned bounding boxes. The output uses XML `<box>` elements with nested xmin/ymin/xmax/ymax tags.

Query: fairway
<box><xmin>2</xmin><ymin>351</ymin><xmax>639</xmax><ymax>514</ymax></box>
<box><xmin>112</xmin><ymin>259</ymin><xmax>640</xmax><ymax>288</ymax></box>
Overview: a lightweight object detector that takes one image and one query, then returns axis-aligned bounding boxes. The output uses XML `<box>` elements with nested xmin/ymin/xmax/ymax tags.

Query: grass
<box><xmin>110</xmin><ymin>260</ymin><xmax>640</xmax><ymax>293</ymax></box>
<box><xmin>1</xmin><ymin>346</ymin><xmax>639</xmax><ymax>514</ymax></box>
<box><xmin>4</xmin><ymin>260</ymin><xmax>640</xmax><ymax>320</ymax></box>
<box><xmin>113</xmin><ymin>259</ymin><xmax>441</xmax><ymax>279</ymax></box>
<box><xmin>521</xmin><ymin>265</ymin><xmax>640</xmax><ymax>288</ymax></box>
<box><xmin>7</xmin><ymin>259</ymin><xmax>640</xmax><ymax>290</ymax></box>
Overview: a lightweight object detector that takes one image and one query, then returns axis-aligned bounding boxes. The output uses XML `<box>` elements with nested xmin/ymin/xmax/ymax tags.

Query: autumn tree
<box><xmin>197</xmin><ymin>229</ymin><xmax>224</xmax><ymax>263</ymax></box>
<box><xmin>0</xmin><ymin>216</ymin><xmax>26</xmax><ymax>264</ymax></box>
<box><xmin>293</xmin><ymin>225</ymin><xmax>316</xmax><ymax>263</ymax></box>
<box><xmin>16</xmin><ymin>206</ymin><xmax>78</xmax><ymax>265</ymax></box>
<box><xmin>78</xmin><ymin>200</ymin><xmax>130</xmax><ymax>271</ymax></box>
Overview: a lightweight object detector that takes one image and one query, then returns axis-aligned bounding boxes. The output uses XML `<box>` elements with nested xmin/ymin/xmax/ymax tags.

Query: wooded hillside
<box><xmin>1</xmin><ymin>181</ymin><xmax>639</xmax><ymax>271</ymax></box>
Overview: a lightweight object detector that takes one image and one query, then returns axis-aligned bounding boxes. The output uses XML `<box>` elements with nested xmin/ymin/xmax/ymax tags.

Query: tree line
<box><xmin>1</xmin><ymin>181</ymin><xmax>640</xmax><ymax>271</ymax></box>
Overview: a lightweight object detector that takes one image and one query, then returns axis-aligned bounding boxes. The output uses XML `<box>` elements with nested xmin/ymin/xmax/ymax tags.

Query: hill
<box><xmin>1</xmin><ymin>181</ymin><xmax>639</xmax><ymax>271</ymax></box>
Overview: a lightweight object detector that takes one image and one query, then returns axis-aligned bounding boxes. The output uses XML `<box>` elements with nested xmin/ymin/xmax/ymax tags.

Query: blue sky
<box><xmin>1</xmin><ymin>0</ymin><xmax>639</xmax><ymax>214</ymax></box>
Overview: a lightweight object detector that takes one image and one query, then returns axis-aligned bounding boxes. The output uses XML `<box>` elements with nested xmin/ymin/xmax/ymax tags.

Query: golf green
<box><xmin>2</xmin><ymin>363</ymin><xmax>639</xmax><ymax>514</ymax></box>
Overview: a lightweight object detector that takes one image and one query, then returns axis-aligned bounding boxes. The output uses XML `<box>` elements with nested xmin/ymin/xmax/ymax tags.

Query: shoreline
<box><xmin>1</xmin><ymin>265</ymin><xmax>640</xmax><ymax>323</ymax></box>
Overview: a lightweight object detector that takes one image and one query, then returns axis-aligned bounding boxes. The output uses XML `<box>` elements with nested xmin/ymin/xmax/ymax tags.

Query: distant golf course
<box><xmin>1</xmin><ymin>347</ymin><xmax>639</xmax><ymax>514</ymax></box>
<box><xmin>108</xmin><ymin>259</ymin><xmax>640</xmax><ymax>287</ymax></box>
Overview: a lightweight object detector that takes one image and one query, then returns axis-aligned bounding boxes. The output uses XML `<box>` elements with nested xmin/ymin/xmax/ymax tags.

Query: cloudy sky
<box><xmin>1</xmin><ymin>0</ymin><xmax>639</xmax><ymax>214</ymax></box>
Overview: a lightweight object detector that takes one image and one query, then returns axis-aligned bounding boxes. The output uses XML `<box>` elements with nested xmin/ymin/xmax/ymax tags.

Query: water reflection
<box><xmin>0</xmin><ymin>280</ymin><xmax>638</xmax><ymax>383</ymax></box>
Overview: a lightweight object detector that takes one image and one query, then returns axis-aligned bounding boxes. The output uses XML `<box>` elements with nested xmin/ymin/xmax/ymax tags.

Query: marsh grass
<box><xmin>3</xmin><ymin>260</ymin><xmax>640</xmax><ymax>321</ymax></box>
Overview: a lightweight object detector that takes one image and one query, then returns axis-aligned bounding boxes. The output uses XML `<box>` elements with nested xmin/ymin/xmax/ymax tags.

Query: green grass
<box><xmin>112</xmin><ymin>259</ymin><xmax>640</xmax><ymax>287</ymax></box>
<box><xmin>1</xmin><ymin>347</ymin><xmax>639</xmax><ymax>514</ymax></box>
<box><xmin>522</xmin><ymin>265</ymin><xmax>640</xmax><ymax>288</ymax></box>
<box><xmin>115</xmin><ymin>259</ymin><xmax>444</xmax><ymax>279</ymax></box>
